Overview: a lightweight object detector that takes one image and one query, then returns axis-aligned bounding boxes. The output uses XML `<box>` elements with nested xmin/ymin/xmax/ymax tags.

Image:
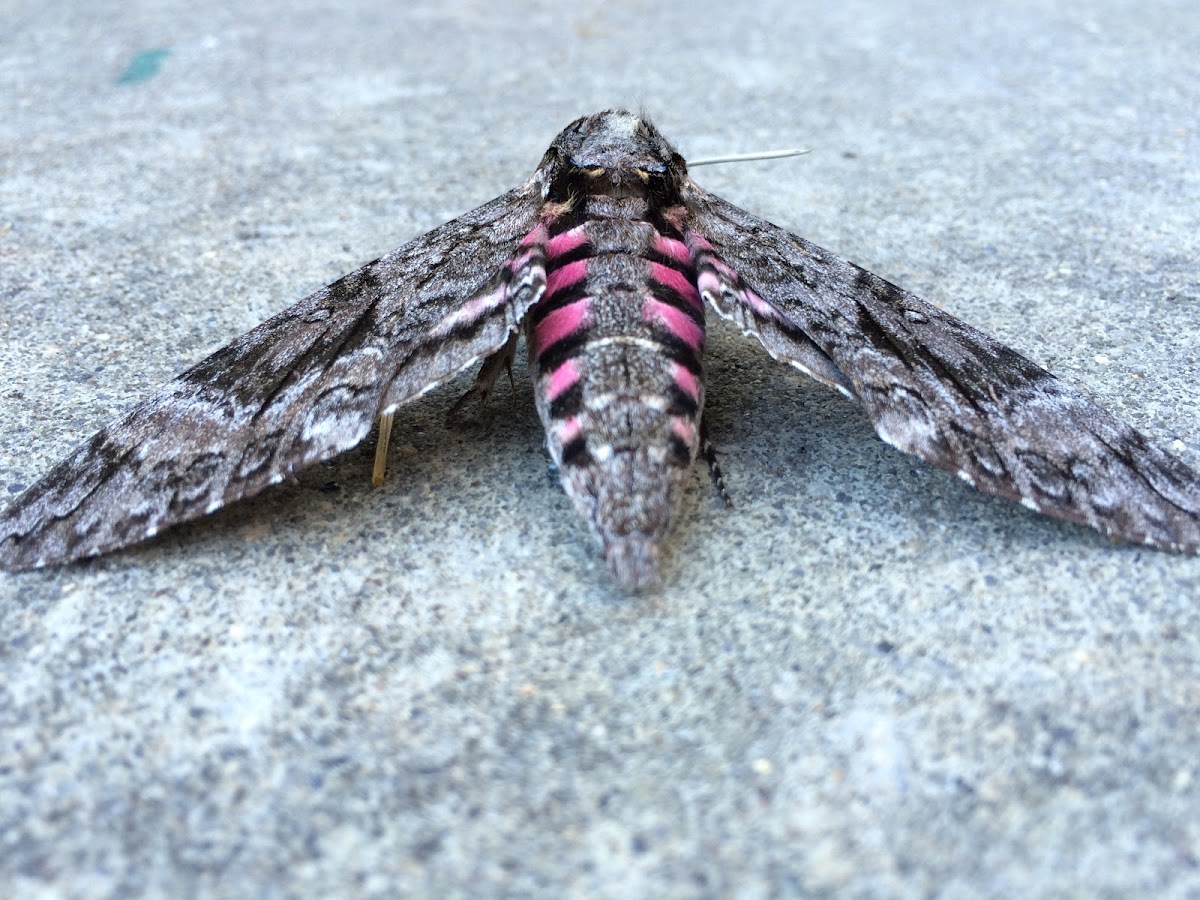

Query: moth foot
<box><xmin>446</xmin><ymin>334</ymin><xmax>519</xmax><ymax>426</ymax></box>
<box><xmin>700</xmin><ymin>424</ymin><xmax>733</xmax><ymax>509</ymax></box>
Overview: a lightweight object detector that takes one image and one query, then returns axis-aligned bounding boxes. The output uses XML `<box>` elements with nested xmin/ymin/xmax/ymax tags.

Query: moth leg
<box><xmin>700</xmin><ymin>421</ymin><xmax>733</xmax><ymax>509</ymax></box>
<box><xmin>371</xmin><ymin>411</ymin><xmax>396</xmax><ymax>487</ymax></box>
<box><xmin>447</xmin><ymin>332</ymin><xmax>521</xmax><ymax>423</ymax></box>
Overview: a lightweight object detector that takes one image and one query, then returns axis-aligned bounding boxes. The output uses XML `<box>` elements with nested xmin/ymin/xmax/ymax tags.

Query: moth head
<box><xmin>539</xmin><ymin>109</ymin><xmax>688</xmax><ymax>202</ymax></box>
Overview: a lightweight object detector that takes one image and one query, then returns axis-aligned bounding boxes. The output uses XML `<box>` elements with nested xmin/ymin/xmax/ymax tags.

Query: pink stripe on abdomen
<box><xmin>519</xmin><ymin>223</ymin><xmax>549</xmax><ymax>248</ymax></box>
<box><xmin>648</xmin><ymin>263</ymin><xmax>701</xmax><ymax>312</ymax></box>
<box><xmin>547</xmin><ymin>226</ymin><xmax>588</xmax><ymax>260</ymax></box>
<box><xmin>654</xmin><ymin>234</ymin><xmax>692</xmax><ymax>266</ymax></box>
<box><xmin>671</xmin><ymin>362</ymin><xmax>700</xmax><ymax>404</ymax></box>
<box><xmin>534</xmin><ymin>298</ymin><xmax>591</xmax><ymax>353</ymax></box>
<box><xmin>546</xmin><ymin>259</ymin><xmax>588</xmax><ymax>298</ymax></box>
<box><xmin>642</xmin><ymin>297</ymin><xmax>704</xmax><ymax>352</ymax></box>
<box><xmin>557</xmin><ymin>415</ymin><xmax>583</xmax><ymax>445</ymax></box>
<box><xmin>546</xmin><ymin>358</ymin><xmax>582</xmax><ymax>401</ymax></box>
<box><xmin>671</xmin><ymin>416</ymin><xmax>697</xmax><ymax>447</ymax></box>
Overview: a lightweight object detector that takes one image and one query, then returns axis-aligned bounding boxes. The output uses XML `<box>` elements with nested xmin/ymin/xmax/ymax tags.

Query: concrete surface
<box><xmin>2</xmin><ymin>0</ymin><xmax>1200</xmax><ymax>896</ymax></box>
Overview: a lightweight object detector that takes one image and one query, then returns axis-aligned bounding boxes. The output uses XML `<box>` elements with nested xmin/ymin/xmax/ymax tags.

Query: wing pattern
<box><xmin>0</xmin><ymin>185</ymin><xmax>546</xmax><ymax>569</ymax></box>
<box><xmin>686</xmin><ymin>182</ymin><xmax>1200</xmax><ymax>552</ymax></box>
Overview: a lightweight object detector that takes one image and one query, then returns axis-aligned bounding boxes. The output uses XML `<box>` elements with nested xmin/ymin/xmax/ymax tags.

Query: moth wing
<box><xmin>0</xmin><ymin>184</ymin><xmax>547</xmax><ymax>570</ymax></box>
<box><xmin>686</xmin><ymin>182</ymin><xmax>1200</xmax><ymax>552</ymax></box>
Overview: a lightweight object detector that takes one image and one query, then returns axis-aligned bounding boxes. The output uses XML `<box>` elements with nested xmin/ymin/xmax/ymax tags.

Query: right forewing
<box><xmin>686</xmin><ymin>182</ymin><xmax>1200</xmax><ymax>553</ymax></box>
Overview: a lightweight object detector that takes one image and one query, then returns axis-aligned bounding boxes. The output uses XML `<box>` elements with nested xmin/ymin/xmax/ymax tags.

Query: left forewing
<box><xmin>0</xmin><ymin>183</ymin><xmax>547</xmax><ymax>571</ymax></box>
<box><xmin>686</xmin><ymin>182</ymin><xmax>1200</xmax><ymax>552</ymax></box>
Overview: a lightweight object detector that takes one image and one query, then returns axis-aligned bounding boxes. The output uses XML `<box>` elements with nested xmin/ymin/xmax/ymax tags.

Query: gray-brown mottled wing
<box><xmin>685</xmin><ymin>181</ymin><xmax>1200</xmax><ymax>552</ymax></box>
<box><xmin>0</xmin><ymin>184</ymin><xmax>547</xmax><ymax>570</ymax></box>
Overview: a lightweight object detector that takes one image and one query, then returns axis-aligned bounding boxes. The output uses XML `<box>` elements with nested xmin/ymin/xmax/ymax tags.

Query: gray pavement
<box><xmin>3</xmin><ymin>0</ymin><xmax>1200</xmax><ymax>896</ymax></box>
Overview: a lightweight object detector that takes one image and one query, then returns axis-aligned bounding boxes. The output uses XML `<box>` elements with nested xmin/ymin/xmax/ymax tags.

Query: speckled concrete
<box><xmin>3</xmin><ymin>1</ymin><xmax>1200</xmax><ymax>896</ymax></box>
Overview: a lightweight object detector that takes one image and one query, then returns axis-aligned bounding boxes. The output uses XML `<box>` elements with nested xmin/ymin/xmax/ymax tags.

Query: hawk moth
<box><xmin>2</xmin><ymin>108</ymin><xmax>1199</xmax><ymax>589</ymax></box>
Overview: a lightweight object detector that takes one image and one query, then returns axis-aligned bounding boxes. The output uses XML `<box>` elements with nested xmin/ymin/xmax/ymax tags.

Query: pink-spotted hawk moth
<box><xmin>2</xmin><ymin>109</ymin><xmax>1199</xmax><ymax>589</ymax></box>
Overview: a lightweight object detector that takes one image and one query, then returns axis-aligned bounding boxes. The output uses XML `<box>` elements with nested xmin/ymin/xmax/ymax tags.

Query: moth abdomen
<box><xmin>528</xmin><ymin>197</ymin><xmax>708</xmax><ymax>588</ymax></box>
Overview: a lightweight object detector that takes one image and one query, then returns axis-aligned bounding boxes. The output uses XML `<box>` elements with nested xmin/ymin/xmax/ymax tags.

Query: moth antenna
<box><xmin>372</xmin><ymin>410</ymin><xmax>395</xmax><ymax>487</ymax></box>
<box><xmin>688</xmin><ymin>148</ymin><xmax>811</xmax><ymax>167</ymax></box>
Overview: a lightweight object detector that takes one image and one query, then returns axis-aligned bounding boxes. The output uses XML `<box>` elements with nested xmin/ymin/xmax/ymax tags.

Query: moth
<box><xmin>2</xmin><ymin>109</ymin><xmax>1199</xmax><ymax>589</ymax></box>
